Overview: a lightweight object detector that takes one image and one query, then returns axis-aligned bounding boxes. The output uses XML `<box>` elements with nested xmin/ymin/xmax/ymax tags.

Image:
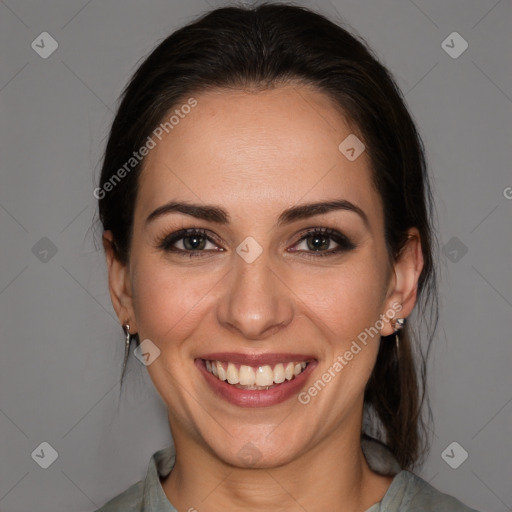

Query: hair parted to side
<box><xmin>97</xmin><ymin>2</ymin><xmax>439</xmax><ymax>471</ymax></box>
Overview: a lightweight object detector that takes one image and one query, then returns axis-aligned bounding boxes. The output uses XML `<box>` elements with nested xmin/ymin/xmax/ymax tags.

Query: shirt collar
<box><xmin>142</xmin><ymin>444</ymin><xmax>178</xmax><ymax>511</ymax></box>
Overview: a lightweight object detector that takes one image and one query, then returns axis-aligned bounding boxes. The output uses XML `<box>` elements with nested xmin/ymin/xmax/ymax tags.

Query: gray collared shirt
<box><xmin>95</xmin><ymin>440</ymin><xmax>479</xmax><ymax>511</ymax></box>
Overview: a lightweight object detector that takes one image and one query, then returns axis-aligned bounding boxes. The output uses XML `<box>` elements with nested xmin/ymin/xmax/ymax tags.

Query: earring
<box><xmin>122</xmin><ymin>324</ymin><xmax>131</xmax><ymax>379</ymax></box>
<box><xmin>391</xmin><ymin>317</ymin><xmax>406</xmax><ymax>351</ymax></box>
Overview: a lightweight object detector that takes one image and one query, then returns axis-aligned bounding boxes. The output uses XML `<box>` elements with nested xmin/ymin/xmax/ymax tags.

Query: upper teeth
<box><xmin>205</xmin><ymin>360</ymin><xmax>307</xmax><ymax>386</ymax></box>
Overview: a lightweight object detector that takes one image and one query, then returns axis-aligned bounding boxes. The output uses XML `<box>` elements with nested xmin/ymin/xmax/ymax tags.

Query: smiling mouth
<box><xmin>203</xmin><ymin>359</ymin><xmax>309</xmax><ymax>390</ymax></box>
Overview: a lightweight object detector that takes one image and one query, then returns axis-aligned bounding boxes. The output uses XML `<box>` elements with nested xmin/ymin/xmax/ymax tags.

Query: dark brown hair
<box><xmin>97</xmin><ymin>2</ymin><xmax>438</xmax><ymax>470</ymax></box>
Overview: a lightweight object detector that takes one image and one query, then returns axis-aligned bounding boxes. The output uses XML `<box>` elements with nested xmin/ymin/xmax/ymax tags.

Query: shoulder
<box><xmin>361</xmin><ymin>438</ymin><xmax>479</xmax><ymax>512</ymax></box>
<box><xmin>93</xmin><ymin>444</ymin><xmax>176</xmax><ymax>512</ymax></box>
<box><xmin>94</xmin><ymin>480</ymin><xmax>144</xmax><ymax>512</ymax></box>
<box><xmin>391</xmin><ymin>470</ymin><xmax>480</xmax><ymax>512</ymax></box>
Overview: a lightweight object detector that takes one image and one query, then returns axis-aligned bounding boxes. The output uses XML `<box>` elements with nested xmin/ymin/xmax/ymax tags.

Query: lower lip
<box><xmin>195</xmin><ymin>359</ymin><xmax>317</xmax><ymax>408</ymax></box>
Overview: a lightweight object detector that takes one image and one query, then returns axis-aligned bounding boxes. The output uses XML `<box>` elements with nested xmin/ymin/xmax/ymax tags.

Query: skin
<box><xmin>103</xmin><ymin>84</ymin><xmax>423</xmax><ymax>512</ymax></box>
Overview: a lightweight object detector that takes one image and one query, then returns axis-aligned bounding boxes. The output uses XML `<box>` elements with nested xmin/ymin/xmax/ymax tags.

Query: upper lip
<box><xmin>198</xmin><ymin>352</ymin><xmax>317</xmax><ymax>366</ymax></box>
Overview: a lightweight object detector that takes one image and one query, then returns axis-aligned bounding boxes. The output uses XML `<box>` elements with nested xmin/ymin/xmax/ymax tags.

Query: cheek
<box><xmin>289</xmin><ymin>259</ymin><xmax>388</xmax><ymax>343</ymax></box>
<box><xmin>130</xmin><ymin>254</ymin><xmax>213</xmax><ymax>344</ymax></box>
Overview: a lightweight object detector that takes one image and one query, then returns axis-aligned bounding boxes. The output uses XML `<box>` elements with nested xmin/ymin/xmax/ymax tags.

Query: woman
<box><xmin>95</xmin><ymin>3</ymin><xmax>479</xmax><ymax>511</ymax></box>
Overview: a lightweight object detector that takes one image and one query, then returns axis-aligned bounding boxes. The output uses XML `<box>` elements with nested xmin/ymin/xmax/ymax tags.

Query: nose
<box><xmin>216</xmin><ymin>252</ymin><xmax>295</xmax><ymax>340</ymax></box>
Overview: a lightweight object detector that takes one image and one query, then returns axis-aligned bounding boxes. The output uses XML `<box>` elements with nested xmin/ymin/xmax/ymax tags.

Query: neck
<box><xmin>162</xmin><ymin>422</ymin><xmax>393</xmax><ymax>512</ymax></box>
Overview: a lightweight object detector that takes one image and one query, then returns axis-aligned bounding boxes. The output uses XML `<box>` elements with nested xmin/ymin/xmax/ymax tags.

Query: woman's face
<box><xmin>106</xmin><ymin>84</ymin><xmax>421</xmax><ymax>468</ymax></box>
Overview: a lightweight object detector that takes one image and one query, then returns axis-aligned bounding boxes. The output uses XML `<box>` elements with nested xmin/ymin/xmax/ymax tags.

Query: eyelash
<box><xmin>156</xmin><ymin>227</ymin><xmax>356</xmax><ymax>259</ymax></box>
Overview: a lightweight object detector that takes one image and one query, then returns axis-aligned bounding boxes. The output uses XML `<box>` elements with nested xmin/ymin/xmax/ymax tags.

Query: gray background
<box><xmin>0</xmin><ymin>0</ymin><xmax>511</xmax><ymax>511</ymax></box>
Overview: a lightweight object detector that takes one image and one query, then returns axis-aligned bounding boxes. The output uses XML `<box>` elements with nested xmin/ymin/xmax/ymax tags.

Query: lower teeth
<box><xmin>233</xmin><ymin>383</ymin><xmax>278</xmax><ymax>390</ymax></box>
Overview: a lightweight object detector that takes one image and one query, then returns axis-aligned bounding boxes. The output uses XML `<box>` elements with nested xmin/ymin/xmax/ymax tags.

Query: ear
<box><xmin>381</xmin><ymin>228</ymin><xmax>424</xmax><ymax>336</ymax></box>
<box><xmin>103</xmin><ymin>231</ymin><xmax>137</xmax><ymax>333</ymax></box>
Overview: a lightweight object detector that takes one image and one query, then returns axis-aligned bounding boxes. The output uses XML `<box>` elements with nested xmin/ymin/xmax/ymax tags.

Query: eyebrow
<box><xmin>145</xmin><ymin>199</ymin><xmax>369</xmax><ymax>229</ymax></box>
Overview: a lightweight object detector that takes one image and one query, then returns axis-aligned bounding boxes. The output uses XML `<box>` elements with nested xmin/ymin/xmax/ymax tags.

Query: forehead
<box><xmin>136</xmin><ymin>84</ymin><xmax>381</xmax><ymax>223</ymax></box>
